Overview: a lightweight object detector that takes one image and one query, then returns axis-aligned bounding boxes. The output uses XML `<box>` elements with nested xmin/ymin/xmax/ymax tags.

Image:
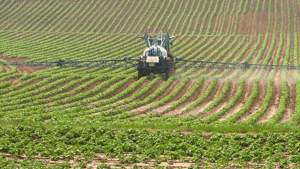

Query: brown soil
<box><xmin>3</xmin><ymin>146</ymin><xmax>296</xmax><ymax>169</ymax></box>
<box><xmin>2</xmin><ymin>65</ymin><xmax>10</xmax><ymax>72</ymax></box>
<box><xmin>198</xmin><ymin>80</ymin><xmax>239</xmax><ymax>120</ymax></box>
<box><xmin>61</xmin><ymin>1</ymin><xmax>91</xmax><ymax>32</ymax></box>
<box><xmin>180</xmin><ymin>79</ymin><xmax>222</xmax><ymax>117</ymax></box>
<box><xmin>18</xmin><ymin>1</ymin><xmax>51</xmax><ymax>31</ymax></box>
<box><xmin>91</xmin><ymin>80</ymin><xmax>152</xmax><ymax>108</ymax></box>
<box><xmin>113</xmin><ymin>80</ymin><xmax>165</xmax><ymax>110</ymax></box>
<box><xmin>102</xmin><ymin>79</ymin><xmax>137</xmax><ymax>100</ymax></box>
<box><xmin>130</xmin><ymin>80</ymin><xmax>180</xmax><ymax>115</ymax></box>
<box><xmin>71</xmin><ymin>0</ymin><xmax>101</xmax><ymax>32</ymax></box>
<box><xmin>156</xmin><ymin>0</ymin><xmax>179</xmax><ymax>34</ymax></box>
<box><xmin>214</xmin><ymin>1</ymin><xmax>228</xmax><ymax>35</ymax></box>
<box><xmin>151</xmin><ymin>80</ymin><xmax>196</xmax><ymax>116</ymax></box>
<box><xmin>0</xmin><ymin>1</ymin><xmax>32</xmax><ymax>29</ymax></box>
<box><xmin>174</xmin><ymin>0</ymin><xmax>194</xmax><ymax>35</ymax></box>
<box><xmin>218</xmin><ymin>77</ymin><xmax>254</xmax><ymax>121</ymax></box>
<box><xmin>69</xmin><ymin>80</ymin><xmax>104</xmax><ymax>97</ymax></box>
<box><xmin>1</xmin><ymin>56</ymin><xmax>49</xmax><ymax>74</ymax></box>
<box><xmin>2</xmin><ymin>77</ymin><xmax>21</xmax><ymax>86</ymax></box>
<box><xmin>279</xmin><ymin>71</ymin><xmax>296</xmax><ymax>123</ymax></box>
<box><xmin>257</xmin><ymin>70</ymin><xmax>282</xmax><ymax>123</ymax></box>
<box><xmin>237</xmin><ymin>72</ymin><xmax>269</xmax><ymax>122</ymax></box>
<box><xmin>15</xmin><ymin>79</ymin><xmax>42</xmax><ymax>91</ymax></box>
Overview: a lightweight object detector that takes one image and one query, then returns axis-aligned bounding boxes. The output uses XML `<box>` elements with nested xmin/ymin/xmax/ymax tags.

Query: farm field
<box><xmin>2</xmin><ymin>0</ymin><xmax>300</xmax><ymax>168</ymax></box>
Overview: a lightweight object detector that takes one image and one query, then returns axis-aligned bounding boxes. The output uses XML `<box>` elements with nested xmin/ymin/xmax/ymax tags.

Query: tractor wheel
<box><xmin>165</xmin><ymin>58</ymin><xmax>175</xmax><ymax>80</ymax></box>
<box><xmin>165</xmin><ymin>67</ymin><xmax>175</xmax><ymax>80</ymax></box>
<box><xmin>138</xmin><ymin>69</ymin><xmax>144</xmax><ymax>79</ymax></box>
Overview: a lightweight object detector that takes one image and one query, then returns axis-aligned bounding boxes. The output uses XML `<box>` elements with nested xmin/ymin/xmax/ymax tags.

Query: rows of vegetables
<box><xmin>1</xmin><ymin>0</ymin><xmax>300</xmax><ymax>167</ymax></box>
<box><xmin>1</xmin><ymin>126</ymin><xmax>300</xmax><ymax>168</ymax></box>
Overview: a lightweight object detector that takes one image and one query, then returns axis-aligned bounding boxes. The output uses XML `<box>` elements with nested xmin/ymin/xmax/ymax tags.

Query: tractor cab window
<box><xmin>149</xmin><ymin>38</ymin><xmax>161</xmax><ymax>46</ymax></box>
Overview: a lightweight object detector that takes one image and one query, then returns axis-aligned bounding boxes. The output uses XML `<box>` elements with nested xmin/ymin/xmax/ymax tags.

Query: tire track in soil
<box><xmin>163</xmin><ymin>79</ymin><xmax>207</xmax><ymax>116</ymax></box>
<box><xmin>238</xmin><ymin>3</ymin><xmax>256</xmax><ymax>35</ymax></box>
<box><xmin>229</xmin><ymin>12</ymin><xmax>237</xmax><ymax>35</ymax></box>
<box><xmin>1</xmin><ymin>57</ymin><xmax>50</xmax><ymax>73</ymax></box>
<box><xmin>220</xmin><ymin>0</ymin><xmax>234</xmax><ymax>35</ymax></box>
<box><xmin>217</xmin><ymin>68</ymin><xmax>259</xmax><ymax>121</ymax></box>
<box><xmin>258</xmin><ymin>13</ymin><xmax>288</xmax><ymax>123</ymax></box>
<box><xmin>193</xmin><ymin>0</ymin><xmax>211</xmax><ymax>35</ymax></box>
<box><xmin>129</xmin><ymin>80</ymin><xmax>181</xmax><ymax>115</ymax></box>
<box><xmin>2</xmin><ymin>65</ymin><xmax>10</xmax><ymax>72</ymax></box>
<box><xmin>16</xmin><ymin>66</ymin><xmax>46</xmax><ymax>74</ymax></box>
<box><xmin>259</xmin><ymin>4</ymin><xmax>290</xmax><ymax>122</ymax></box>
<box><xmin>209</xmin><ymin>0</ymin><xmax>224</xmax><ymax>35</ymax></box>
<box><xmin>294</xmin><ymin>0</ymin><xmax>300</xmax><ymax>34</ymax></box>
<box><xmin>197</xmin><ymin>79</ymin><xmax>239</xmax><ymax>120</ymax></box>
<box><xmin>279</xmin><ymin>1</ymin><xmax>296</xmax><ymax>122</ymax></box>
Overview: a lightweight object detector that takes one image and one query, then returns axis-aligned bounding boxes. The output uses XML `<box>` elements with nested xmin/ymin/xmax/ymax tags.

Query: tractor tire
<box><xmin>165</xmin><ymin>59</ymin><xmax>175</xmax><ymax>80</ymax></box>
<box><xmin>138</xmin><ymin>69</ymin><xmax>144</xmax><ymax>79</ymax></box>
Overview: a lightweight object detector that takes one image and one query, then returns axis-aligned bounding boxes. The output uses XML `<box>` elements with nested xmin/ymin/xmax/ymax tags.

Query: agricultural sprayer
<box><xmin>0</xmin><ymin>31</ymin><xmax>299</xmax><ymax>80</ymax></box>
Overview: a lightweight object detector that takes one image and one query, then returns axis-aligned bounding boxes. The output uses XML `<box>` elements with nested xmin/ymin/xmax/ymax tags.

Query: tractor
<box><xmin>137</xmin><ymin>31</ymin><xmax>176</xmax><ymax>80</ymax></box>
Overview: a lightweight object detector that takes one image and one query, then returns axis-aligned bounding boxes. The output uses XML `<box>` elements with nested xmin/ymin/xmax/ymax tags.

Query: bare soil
<box><xmin>130</xmin><ymin>80</ymin><xmax>180</xmax><ymax>115</ymax></box>
<box><xmin>1</xmin><ymin>56</ymin><xmax>49</xmax><ymax>74</ymax></box>
<box><xmin>198</xmin><ymin>80</ymin><xmax>239</xmax><ymax>120</ymax></box>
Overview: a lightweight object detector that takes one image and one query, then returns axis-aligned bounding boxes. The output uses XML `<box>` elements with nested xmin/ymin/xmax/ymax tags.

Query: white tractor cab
<box><xmin>138</xmin><ymin>31</ymin><xmax>176</xmax><ymax>80</ymax></box>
